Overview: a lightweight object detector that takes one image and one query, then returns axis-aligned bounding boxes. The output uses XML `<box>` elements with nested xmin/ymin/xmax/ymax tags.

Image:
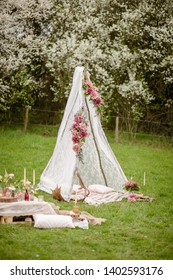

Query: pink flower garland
<box><xmin>71</xmin><ymin>77</ymin><xmax>102</xmax><ymax>159</ymax></box>
<box><xmin>71</xmin><ymin>111</ymin><xmax>88</xmax><ymax>156</ymax></box>
<box><xmin>84</xmin><ymin>80</ymin><xmax>103</xmax><ymax>107</ymax></box>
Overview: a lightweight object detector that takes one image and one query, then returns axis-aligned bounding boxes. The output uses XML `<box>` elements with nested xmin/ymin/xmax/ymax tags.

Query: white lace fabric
<box><xmin>0</xmin><ymin>201</ymin><xmax>56</xmax><ymax>217</ymax></box>
<box><xmin>39</xmin><ymin>66</ymin><xmax>127</xmax><ymax>201</ymax></box>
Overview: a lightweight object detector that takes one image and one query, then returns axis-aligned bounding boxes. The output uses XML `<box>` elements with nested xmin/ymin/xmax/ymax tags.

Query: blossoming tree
<box><xmin>0</xmin><ymin>0</ymin><xmax>172</xmax><ymax>132</ymax></box>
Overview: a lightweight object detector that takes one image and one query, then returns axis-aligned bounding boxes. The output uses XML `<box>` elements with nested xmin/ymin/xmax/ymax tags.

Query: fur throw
<box><xmin>52</xmin><ymin>187</ymin><xmax>64</xmax><ymax>201</ymax></box>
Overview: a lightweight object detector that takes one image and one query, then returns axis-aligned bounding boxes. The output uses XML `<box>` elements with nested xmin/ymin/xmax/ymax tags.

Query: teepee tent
<box><xmin>39</xmin><ymin>66</ymin><xmax>127</xmax><ymax>201</ymax></box>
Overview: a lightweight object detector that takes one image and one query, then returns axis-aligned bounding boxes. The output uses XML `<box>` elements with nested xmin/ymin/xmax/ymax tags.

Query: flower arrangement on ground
<box><xmin>124</xmin><ymin>178</ymin><xmax>140</xmax><ymax>192</ymax></box>
<box><xmin>124</xmin><ymin>179</ymin><xmax>140</xmax><ymax>203</ymax></box>
<box><xmin>128</xmin><ymin>194</ymin><xmax>137</xmax><ymax>202</ymax></box>
<box><xmin>71</xmin><ymin>109</ymin><xmax>88</xmax><ymax>162</ymax></box>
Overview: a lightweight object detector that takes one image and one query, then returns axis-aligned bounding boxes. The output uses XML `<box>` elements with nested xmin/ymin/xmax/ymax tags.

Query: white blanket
<box><xmin>71</xmin><ymin>184</ymin><xmax>129</xmax><ymax>206</ymax></box>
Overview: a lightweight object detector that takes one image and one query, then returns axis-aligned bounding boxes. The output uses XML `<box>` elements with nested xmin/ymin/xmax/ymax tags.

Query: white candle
<box><xmin>24</xmin><ymin>168</ymin><xmax>26</xmax><ymax>187</ymax></box>
<box><xmin>33</xmin><ymin>169</ymin><xmax>35</xmax><ymax>186</ymax></box>
<box><xmin>75</xmin><ymin>191</ymin><xmax>78</xmax><ymax>204</ymax></box>
<box><xmin>143</xmin><ymin>172</ymin><xmax>146</xmax><ymax>186</ymax></box>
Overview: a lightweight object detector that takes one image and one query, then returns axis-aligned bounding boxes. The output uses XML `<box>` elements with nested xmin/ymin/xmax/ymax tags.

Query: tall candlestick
<box><xmin>33</xmin><ymin>169</ymin><xmax>35</xmax><ymax>186</ymax></box>
<box><xmin>75</xmin><ymin>191</ymin><xmax>78</xmax><ymax>204</ymax></box>
<box><xmin>24</xmin><ymin>168</ymin><xmax>26</xmax><ymax>187</ymax></box>
<box><xmin>143</xmin><ymin>172</ymin><xmax>146</xmax><ymax>186</ymax></box>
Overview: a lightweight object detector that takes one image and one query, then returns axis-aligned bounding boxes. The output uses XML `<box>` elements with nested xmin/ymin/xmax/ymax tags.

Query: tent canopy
<box><xmin>39</xmin><ymin>66</ymin><xmax>127</xmax><ymax>201</ymax></box>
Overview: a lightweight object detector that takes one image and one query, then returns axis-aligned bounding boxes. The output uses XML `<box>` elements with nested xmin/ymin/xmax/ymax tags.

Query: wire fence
<box><xmin>0</xmin><ymin>107</ymin><xmax>173</xmax><ymax>142</ymax></box>
<box><xmin>105</xmin><ymin>116</ymin><xmax>173</xmax><ymax>137</ymax></box>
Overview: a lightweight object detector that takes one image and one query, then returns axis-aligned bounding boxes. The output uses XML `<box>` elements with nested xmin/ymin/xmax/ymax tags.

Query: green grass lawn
<box><xmin>0</xmin><ymin>127</ymin><xmax>173</xmax><ymax>260</ymax></box>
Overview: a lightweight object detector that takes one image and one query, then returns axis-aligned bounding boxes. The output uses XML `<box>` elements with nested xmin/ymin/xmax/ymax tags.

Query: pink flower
<box><xmin>125</xmin><ymin>182</ymin><xmax>132</xmax><ymax>187</ymax></box>
<box><xmin>71</xmin><ymin>110</ymin><xmax>88</xmax><ymax>157</ymax></box>
<box><xmin>74</xmin><ymin>115</ymin><xmax>83</xmax><ymax>123</ymax></box>
<box><xmin>90</xmin><ymin>90</ymin><xmax>98</xmax><ymax>99</ymax></box>
<box><xmin>72</xmin><ymin>135</ymin><xmax>80</xmax><ymax>143</ymax></box>
<box><xmin>125</xmin><ymin>181</ymin><xmax>138</xmax><ymax>187</ymax></box>
<box><xmin>93</xmin><ymin>96</ymin><xmax>102</xmax><ymax>106</ymax></box>
<box><xmin>86</xmin><ymin>80</ymin><xmax>93</xmax><ymax>87</ymax></box>
<box><xmin>72</xmin><ymin>122</ymin><xmax>79</xmax><ymax>129</ymax></box>
<box><xmin>78</xmin><ymin>122</ymin><xmax>87</xmax><ymax>130</ymax></box>
<box><xmin>73</xmin><ymin>143</ymin><xmax>80</xmax><ymax>153</ymax></box>
<box><xmin>93</xmin><ymin>86</ymin><xmax>98</xmax><ymax>92</ymax></box>
<box><xmin>18</xmin><ymin>192</ymin><xmax>24</xmax><ymax>197</ymax></box>
<box><xmin>128</xmin><ymin>194</ymin><xmax>137</xmax><ymax>202</ymax></box>
<box><xmin>86</xmin><ymin>87</ymin><xmax>93</xmax><ymax>95</ymax></box>
<box><xmin>80</xmin><ymin>130</ymin><xmax>88</xmax><ymax>138</ymax></box>
<box><xmin>83</xmin><ymin>79</ymin><xmax>103</xmax><ymax>109</ymax></box>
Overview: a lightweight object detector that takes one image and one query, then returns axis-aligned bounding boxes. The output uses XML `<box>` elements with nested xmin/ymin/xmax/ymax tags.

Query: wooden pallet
<box><xmin>0</xmin><ymin>216</ymin><xmax>33</xmax><ymax>225</ymax></box>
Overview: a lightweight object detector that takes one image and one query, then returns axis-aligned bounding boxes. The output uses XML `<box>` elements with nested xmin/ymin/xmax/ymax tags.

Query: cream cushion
<box><xmin>33</xmin><ymin>214</ymin><xmax>75</xmax><ymax>228</ymax></box>
<box><xmin>88</xmin><ymin>184</ymin><xmax>114</xmax><ymax>194</ymax></box>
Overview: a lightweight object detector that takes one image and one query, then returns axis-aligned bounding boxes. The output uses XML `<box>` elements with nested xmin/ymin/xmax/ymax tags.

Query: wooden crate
<box><xmin>0</xmin><ymin>196</ymin><xmax>18</xmax><ymax>203</ymax></box>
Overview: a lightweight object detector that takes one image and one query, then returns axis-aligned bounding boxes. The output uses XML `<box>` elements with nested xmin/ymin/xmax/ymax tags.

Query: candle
<box><xmin>24</xmin><ymin>168</ymin><xmax>26</xmax><ymax>187</ymax></box>
<box><xmin>75</xmin><ymin>191</ymin><xmax>78</xmax><ymax>204</ymax></box>
<box><xmin>143</xmin><ymin>172</ymin><xmax>146</xmax><ymax>186</ymax></box>
<box><xmin>33</xmin><ymin>169</ymin><xmax>35</xmax><ymax>186</ymax></box>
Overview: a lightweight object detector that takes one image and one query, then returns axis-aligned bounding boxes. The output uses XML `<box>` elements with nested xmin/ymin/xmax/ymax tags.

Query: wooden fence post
<box><xmin>115</xmin><ymin>116</ymin><xmax>119</xmax><ymax>143</ymax></box>
<box><xmin>24</xmin><ymin>107</ymin><xmax>30</xmax><ymax>132</ymax></box>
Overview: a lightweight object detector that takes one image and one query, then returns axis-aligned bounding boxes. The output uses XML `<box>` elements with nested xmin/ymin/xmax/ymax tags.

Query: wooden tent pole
<box><xmin>83</xmin><ymin>69</ymin><xmax>107</xmax><ymax>185</ymax></box>
<box><xmin>85</xmin><ymin>98</ymin><xmax>108</xmax><ymax>186</ymax></box>
<box><xmin>84</xmin><ymin>68</ymin><xmax>107</xmax><ymax>186</ymax></box>
<box><xmin>76</xmin><ymin>169</ymin><xmax>90</xmax><ymax>199</ymax></box>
